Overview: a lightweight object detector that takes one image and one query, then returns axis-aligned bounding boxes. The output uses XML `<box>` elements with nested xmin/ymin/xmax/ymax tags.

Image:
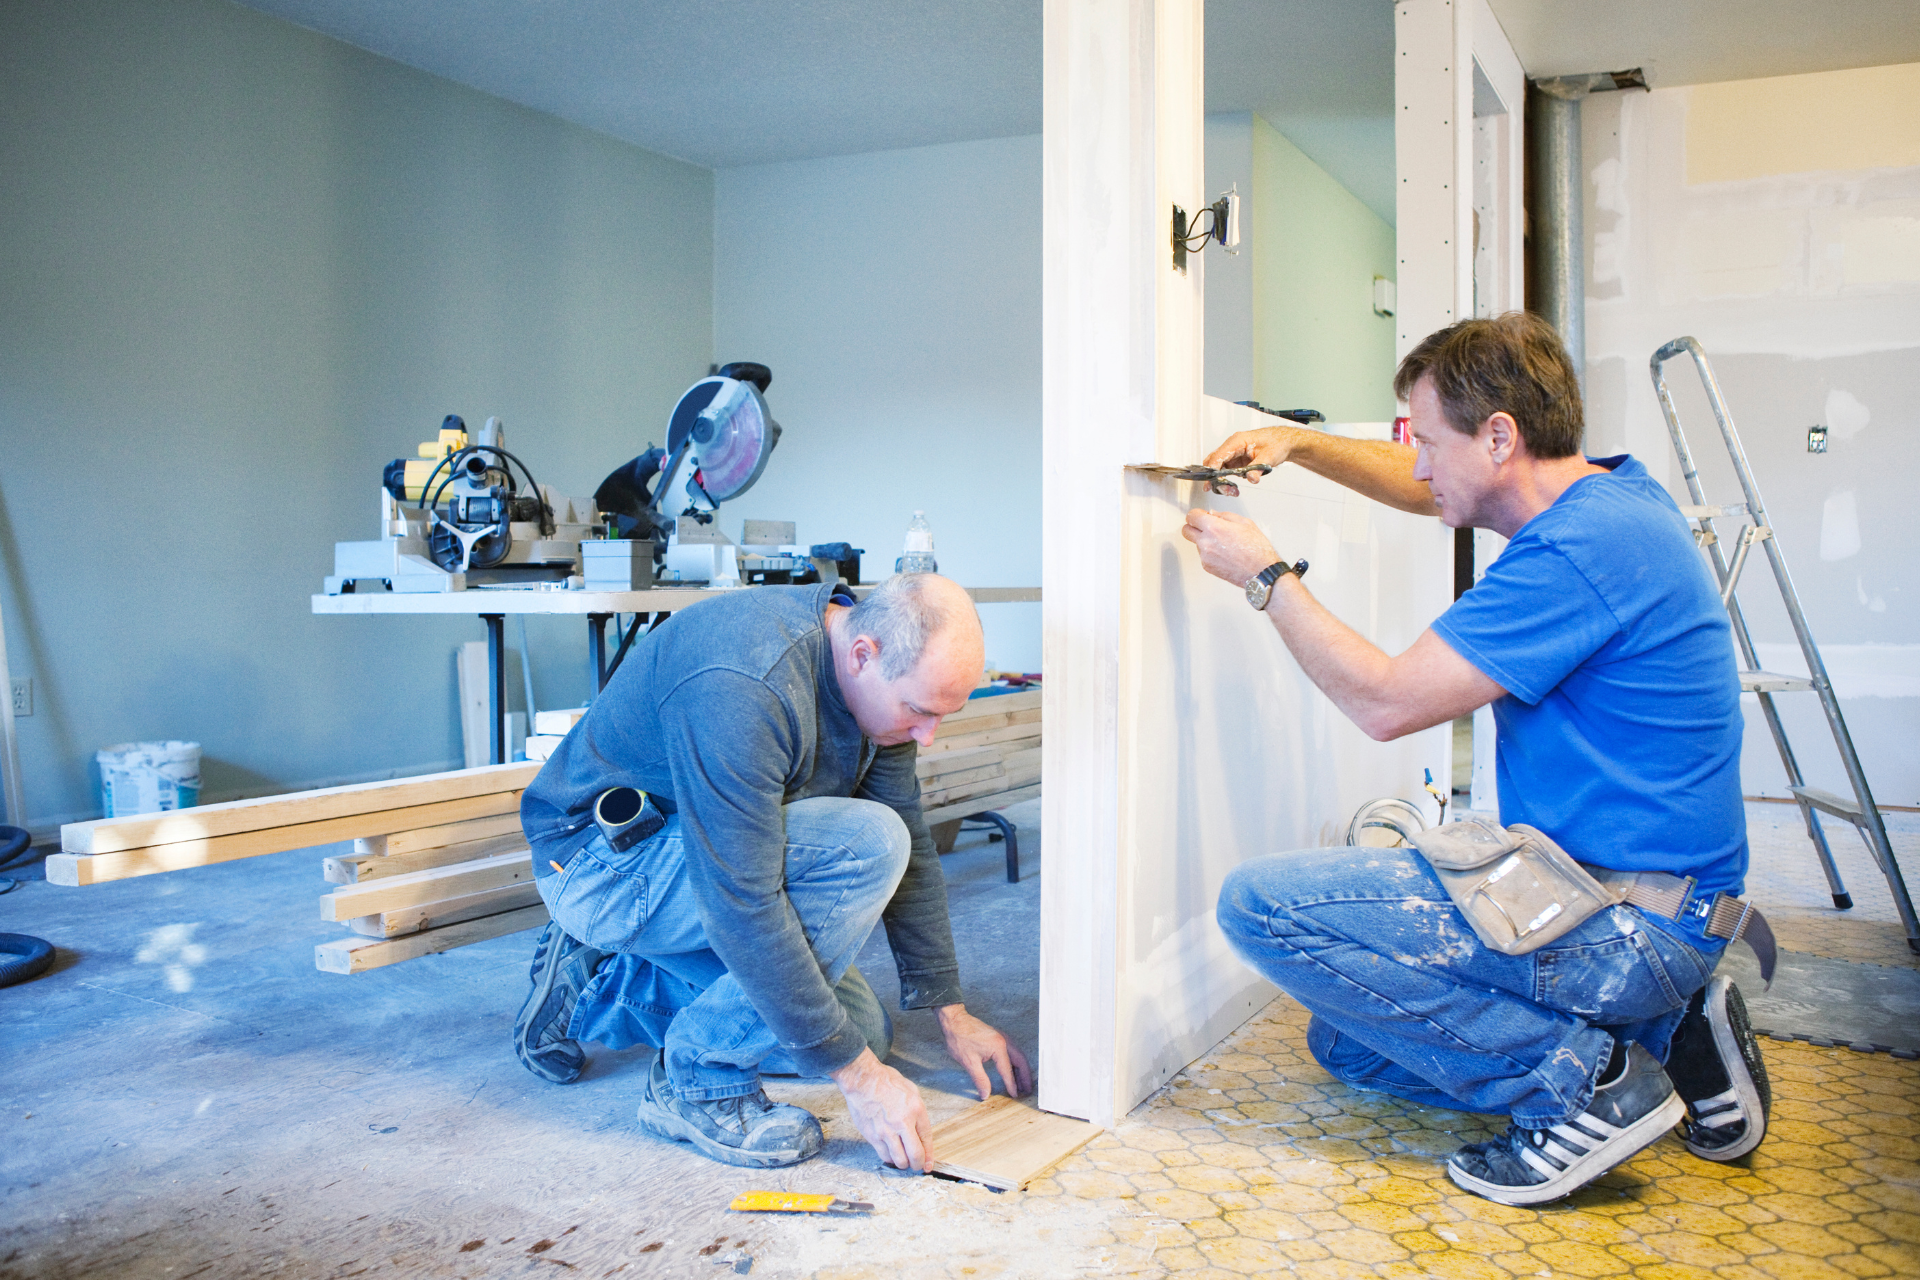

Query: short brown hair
<box><xmin>1393</xmin><ymin>312</ymin><xmax>1584</xmax><ymax>458</ymax></box>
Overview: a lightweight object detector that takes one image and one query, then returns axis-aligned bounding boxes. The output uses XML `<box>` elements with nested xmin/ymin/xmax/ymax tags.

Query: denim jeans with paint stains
<box><xmin>1216</xmin><ymin>844</ymin><xmax>1725</xmax><ymax>1127</ymax></box>
<box><xmin>538</xmin><ymin>795</ymin><xmax>907</xmax><ymax>1101</ymax></box>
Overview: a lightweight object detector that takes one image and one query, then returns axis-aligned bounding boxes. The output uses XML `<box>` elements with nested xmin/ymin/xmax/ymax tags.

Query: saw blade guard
<box><xmin>666</xmin><ymin>375</ymin><xmax>782</xmax><ymax>504</ymax></box>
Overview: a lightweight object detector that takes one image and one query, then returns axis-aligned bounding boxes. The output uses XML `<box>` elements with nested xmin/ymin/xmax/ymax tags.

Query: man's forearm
<box><xmin>1287</xmin><ymin>433</ymin><xmax>1439</xmax><ymax>516</ymax></box>
<box><xmin>1263</xmin><ymin>577</ymin><xmax>1402</xmax><ymax>738</ymax></box>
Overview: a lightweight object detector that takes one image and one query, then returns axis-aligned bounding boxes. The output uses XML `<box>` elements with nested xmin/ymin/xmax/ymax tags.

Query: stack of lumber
<box><xmin>46</xmin><ymin>763</ymin><xmax>545</xmax><ymax>975</ymax></box>
<box><xmin>917</xmin><ymin>688</ymin><xmax>1041</xmax><ymax>824</ymax></box>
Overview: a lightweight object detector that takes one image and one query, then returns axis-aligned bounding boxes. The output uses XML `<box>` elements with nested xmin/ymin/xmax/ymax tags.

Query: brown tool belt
<box><xmin>1592</xmin><ymin>868</ymin><xmax>1776</xmax><ymax>984</ymax></box>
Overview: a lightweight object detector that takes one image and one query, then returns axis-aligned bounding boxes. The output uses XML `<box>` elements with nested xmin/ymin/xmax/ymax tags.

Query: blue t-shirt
<box><xmin>1432</xmin><ymin>455</ymin><xmax>1747</xmax><ymax>897</ymax></box>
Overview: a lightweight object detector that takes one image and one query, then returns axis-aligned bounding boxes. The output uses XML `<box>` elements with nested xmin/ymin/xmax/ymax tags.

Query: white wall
<box><xmin>712</xmin><ymin>136</ymin><xmax>1044</xmax><ymax>672</ymax></box>
<box><xmin>0</xmin><ymin>0</ymin><xmax>714</xmax><ymax>827</ymax></box>
<box><xmin>1581</xmin><ymin>65</ymin><xmax>1920</xmax><ymax>806</ymax></box>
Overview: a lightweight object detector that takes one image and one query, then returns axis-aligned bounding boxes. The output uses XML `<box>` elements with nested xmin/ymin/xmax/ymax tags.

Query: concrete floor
<box><xmin>2</xmin><ymin>798</ymin><xmax>1915</xmax><ymax>1280</ymax></box>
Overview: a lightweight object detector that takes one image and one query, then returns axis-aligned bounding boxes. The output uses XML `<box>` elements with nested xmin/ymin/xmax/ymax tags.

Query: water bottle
<box><xmin>895</xmin><ymin>510</ymin><xmax>938</xmax><ymax>575</ymax></box>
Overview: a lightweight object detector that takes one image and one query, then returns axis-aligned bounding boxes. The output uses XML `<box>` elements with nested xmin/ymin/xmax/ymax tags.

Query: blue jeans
<box><xmin>1216</xmin><ymin>845</ymin><xmax>1723</xmax><ymax>1127</ymax></box>
<box><xmin>537</xmin><ymin>796</ymin><xmax>910</xmax><ymax>1101</ymax></box>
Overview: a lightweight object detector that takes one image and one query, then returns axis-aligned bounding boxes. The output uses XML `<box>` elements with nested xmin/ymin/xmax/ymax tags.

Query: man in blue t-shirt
<box><xmin>1182</xmin><ymin>313</ymin><xmax>1771</xmax><ymax>1207</ymax></box>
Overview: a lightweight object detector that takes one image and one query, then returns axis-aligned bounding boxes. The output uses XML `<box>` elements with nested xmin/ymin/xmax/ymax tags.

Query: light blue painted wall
<box><xmin>0</xmin><ymin>0</ymin><xmax>713</xmax><ymax>826</ymax></box>
<box><xmin>713</xmin><ymin>135</ymin><xmax>1044</xmax><ymax>673</ymax></box>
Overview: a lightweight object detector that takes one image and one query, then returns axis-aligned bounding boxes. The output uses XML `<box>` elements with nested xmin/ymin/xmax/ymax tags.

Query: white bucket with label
<box><xmin>96</xmin><ymin>741</ymin><xmax>201</xmax><ymax>817</ymax></box>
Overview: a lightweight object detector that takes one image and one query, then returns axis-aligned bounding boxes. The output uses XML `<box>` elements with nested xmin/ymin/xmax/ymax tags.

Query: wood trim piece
<box><xmin>60</xmin><ymin>762</ymin><xmax>537</xmax><ymax>854</ymax></box>
<box><xmin>320</xmin><ymin>850</ymin><xmax>533</xmax><ymax>921</ymax></box>
<box><xmin>315</xmin><ymin>902</ymin><xmax>548</xmax><ymax>973</ymax></box>
<box><xmin>46</xmin><ymin>791</ymin><xmax>523</xmax><ymax>886</ymax></box>
<box><xmin>323</xmin><ymin>831</ymin><xmax>530</xmax><ymax>884</ymax></box>
<box><xmin>348</xmin><ymin>879</ymin><xmax>544</xmax><ymax>938</ymax></box>
<box><xmin>365</xmin><ymin>812</ymin><xmax>524</xmax><ymax>857</ymax></box>
<box><xmin>928</xmin><ymin>1096</ymin><xmax>1101</xmax><ymax>1191</ymax></box>
<box><xmin>942</xmin><ymin>690</ymin><xmax>1041</xmax><ymax>726</ymax></box>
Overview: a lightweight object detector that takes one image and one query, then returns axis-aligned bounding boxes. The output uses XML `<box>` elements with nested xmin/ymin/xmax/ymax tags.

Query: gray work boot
<box><xmin>1665</xmin><ymin>974</ymin><xmax>1771</xmax><ymax>1161</ymax></box>
<box><xmin>513</xmin><ymin>921</ymin><xmax>608</xmax><ymax>1084</ymax></box>
<box><xmin>634</xmin><ymin>1050</ymin><xmax>825</xmax><ymax>1168</ymax></box>
<box><xmin>1447</xmin><ymin>1040</ymin><xmax>1685</xmax><ymax>1207</ymax></box>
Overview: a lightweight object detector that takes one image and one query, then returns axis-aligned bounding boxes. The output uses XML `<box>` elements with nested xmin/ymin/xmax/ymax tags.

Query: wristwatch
<box><xmin>1243</xmin><ymin>559</ymin><xmax>1310</xmax><ymax>611</ymax></box>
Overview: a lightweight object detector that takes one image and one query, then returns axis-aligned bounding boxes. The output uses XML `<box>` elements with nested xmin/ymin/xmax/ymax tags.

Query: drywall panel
<box><xmin>1040</xmin><ymin>0</ymin><xmax>1162</xmax><ymax>1126</ymax></box>
<box><xmin>1687</xmin><ymin>63</ymin><xmax>1920</xmax><ymax>185</ymax></box>
<box><xmin>1114</xmin><ymin>398</ymin><xmax>1453</xmax><ymax>1109</ymax></box>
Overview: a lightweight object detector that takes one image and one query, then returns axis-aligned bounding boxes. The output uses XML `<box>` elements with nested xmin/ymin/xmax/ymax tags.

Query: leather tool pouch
<box><xmin>1410</xmin><ymin>819</ymin><xmax>1622</xmax><ymax>956</ymax></box>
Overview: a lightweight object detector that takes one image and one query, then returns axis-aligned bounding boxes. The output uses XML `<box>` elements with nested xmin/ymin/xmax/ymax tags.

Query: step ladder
<box><xmin>1651</xmin><ymin>337</ymin><xmax>1917</xmax><ymax>954</ymax></box>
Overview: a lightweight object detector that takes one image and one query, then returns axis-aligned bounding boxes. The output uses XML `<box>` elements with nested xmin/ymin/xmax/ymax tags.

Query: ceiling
<box><xmin>236</xmin><ymin>0</ymin><xmax>1920</xmax><ymax>228</ymax></box>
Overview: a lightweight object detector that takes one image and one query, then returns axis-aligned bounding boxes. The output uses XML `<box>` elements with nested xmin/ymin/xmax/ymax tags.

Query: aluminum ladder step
<box><xmin>1791</xmin><ymin>786</ymin><xmax>1866</xmax><ymax>825</ymax></box>
<box><xmin>1740</xmin><ymin>670</ymin><xmax>1815</xmax><ymax>693</ymax></box>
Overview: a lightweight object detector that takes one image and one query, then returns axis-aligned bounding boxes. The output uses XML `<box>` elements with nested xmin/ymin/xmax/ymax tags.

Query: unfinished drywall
<box><xmin>0</xmin><ymin>0</ymin><xmax>713</xmax><ymax>829</ymax></box>
<box><xmin>711</xmin><ymin>135</ymin><xmax>1043</xmax><ymax>672</ymax></box>
<box><xmin>1581</xmin><ymin>64</ymin><xmax>1920</xmax><ymax>807</ymax></box>
<box><xmin>1202</xmin><ymin>113</ymin><xmax>1399</xmax><ymax>419</ymax></box>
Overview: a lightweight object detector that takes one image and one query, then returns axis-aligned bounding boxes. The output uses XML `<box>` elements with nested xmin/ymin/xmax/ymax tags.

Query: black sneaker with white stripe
<box><xmin>1448</xmin><ymin>1040</ymin><xmax>1685</xmax><ymax>1207</ymax></box>
<box><xmin>1664</xmin><ymin>974</ymin><xmax>1770</xmax><ymax>1160</ymax></box>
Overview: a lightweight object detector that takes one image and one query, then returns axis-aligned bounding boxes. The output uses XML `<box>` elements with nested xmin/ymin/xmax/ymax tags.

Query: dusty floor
<box><xmin>2</xmin><ymin>800</ymin><xmax>1915</xmax><ymax>1279</ymax></box>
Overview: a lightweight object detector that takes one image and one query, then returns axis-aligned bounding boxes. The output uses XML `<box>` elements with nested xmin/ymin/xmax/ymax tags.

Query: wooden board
<box><xmin>348</xmin><ymin>879</ymin><xmax>543</xmax><ymax>938</ymax></box>
<box><xmin>940</xmin><ymin>690</ymin><xmax>1041</xmax><ymax>727</ymax></box>
<box><xmin>46</xmin><ymin>790</ymin><xmax>524</xmax><ymax>887</ymax></box>
<box><xmin>928</xmin><ymin>1096</ymin><xmax>1101</xmax><ymax>1191</ymax></box>
<box><xmin>920</xmin><ymin>783</ymin><xmax>1042</xmax><ymax>826</ymax></box>
<box><xmin>314</xmin><ymin>902</ymin><xmax>549</xmax><ymax>973</ymax></box>
<box><xmin>922</xmin><ymin>750</ymin><xmax>1040</xmax><ymax>807</ymax></box>
<box><xmin>915</xmin><ymin>744</ymin><xmax>1004</xmax><ymax>779</ymax></box>
<box><xmin>59</xmin><ymin>762</ymin><xmax>536</xmax><ymax>854</ymax></box>
<box><xmin>922</xmin><ymin>723</ymin><xmax>1041</xmax><ymax>757</ymax></box>
<box><xmin>320</xmin><ymin>850</ymin><xmax>533</xmax><ymax>921</ymax></box>
<box><xmin>362</xmin><ymin>811</ymin><xmax>524</xmax><ymax>857</ymax></box>
<box><xmin>323</xmin><ymin>830</ymin><xmax>529</xmax><ymax>884</ymax></box>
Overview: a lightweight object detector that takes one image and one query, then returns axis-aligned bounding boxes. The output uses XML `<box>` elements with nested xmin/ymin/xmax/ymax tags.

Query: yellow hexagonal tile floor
<box><xmin>1021</xmin><ymin>996</ymin><xmax>1919</xmax><ymax>1279</ymax></box>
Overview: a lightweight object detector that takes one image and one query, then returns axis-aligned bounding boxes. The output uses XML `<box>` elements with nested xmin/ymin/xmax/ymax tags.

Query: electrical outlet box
<box><xmin>1373</xmin><ymin>276</ymin><xmax>1397</xmax><ymax>317</ymax></box>
<box><xmin>9</xmin><ymin>677</ymin><xmax>29</xmax><ymax>717</ymax></box>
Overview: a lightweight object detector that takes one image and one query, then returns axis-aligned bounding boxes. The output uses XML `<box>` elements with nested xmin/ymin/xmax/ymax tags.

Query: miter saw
<box><xmin>594</xmin><ymin>361</ymin><xmax>796</xmax><ymax>584</ymax></box>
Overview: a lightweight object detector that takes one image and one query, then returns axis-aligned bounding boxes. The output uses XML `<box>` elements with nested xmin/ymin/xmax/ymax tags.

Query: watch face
<box><xmin>1245</xmin><ymin>577</ymin><xmax>1270</xmax><ymax>611</ymax></box>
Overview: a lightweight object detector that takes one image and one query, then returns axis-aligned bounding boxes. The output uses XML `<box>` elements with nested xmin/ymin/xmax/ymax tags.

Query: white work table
<box><xmin>312</xmin><ymin>584</ymin><xmax>1042</xmax><ymax>763</ymax></box>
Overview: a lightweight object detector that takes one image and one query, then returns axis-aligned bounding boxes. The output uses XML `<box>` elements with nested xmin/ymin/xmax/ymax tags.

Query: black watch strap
<box><xmin>1259</xmin><ymin>558</ymin><xmax>1309</xmax><ymax>585</ymax></box>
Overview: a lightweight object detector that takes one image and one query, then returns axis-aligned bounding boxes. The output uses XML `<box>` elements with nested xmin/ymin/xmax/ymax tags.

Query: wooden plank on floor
<box><xmin>315</xmin><ymin>902</ymin><xmax>548</xmax><ymax>973</ymax></box>
<box><xmin>348</xmin><ymin>879</ymin><xmax>543</xmax><ymax>937</ymax></box>
<box><xmin>324</xmin><ymin>831</ymin><xmax>529</xmax><ymax>885</ymax></box>
<box><xmin>60</xmin><ymin>762</ymin><xmax>538</xmax><ymax>855</ymax></box>
<box><xmin>929</xmin><ymin>1096</ymin><xmax>1100</xmax><ymax>1191</ymax></box>
<box><xmin>320</xmin><ymin>850</ymin><xmax>533</xmax><ymax>921</ymax></box>
<box><xmin>359</xmin><ymin>812</ymin><xmax>524</xmax><ymax>858</ymax></box>
<box><xmin>920</xmin><ymin>783</ymin><xmax>1042</xmax><ymax>826</ymax></box>
<box><xmin>46</xmin><ymin>790</ymin><xmax>524</xmax><ymax>887</ymax></box>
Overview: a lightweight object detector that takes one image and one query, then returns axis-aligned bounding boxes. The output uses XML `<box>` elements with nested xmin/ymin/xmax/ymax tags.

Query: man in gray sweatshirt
<box><xmin>514</xmin><ymin>573</ymin><xmax>1030</xmax><ymax>1170</ymax></box>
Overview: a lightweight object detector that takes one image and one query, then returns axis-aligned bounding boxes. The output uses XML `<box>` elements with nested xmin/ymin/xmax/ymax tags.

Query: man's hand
<box><xmin>1182</xmin><ymin>509</ymin><xmax>1282</xmax><ymax>588</ymax></box>
<box><xmin>1202</xmin><ymin>426</ymin><xmax>1307</xmax><ymax>482</ymax></box>
<box><xmin>936</xmin><ymin>1004</ymin><xmax>1034</xmax><ymax>1101</ymax></box>
<box><xmin>830</xmin><ymin>1047</ymin><xmax>935</xmax><ymax>1170</ymax></box>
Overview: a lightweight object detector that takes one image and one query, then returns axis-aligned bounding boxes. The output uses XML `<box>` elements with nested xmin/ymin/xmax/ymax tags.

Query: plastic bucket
<box><xmin>96</xmin><ymin>741</ymin><xmax>201</xmax><ymax>817</ymax></box>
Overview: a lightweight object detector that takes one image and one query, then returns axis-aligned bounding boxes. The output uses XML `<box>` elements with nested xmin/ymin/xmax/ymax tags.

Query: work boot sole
<box><xmin>1684</xmin><ymin>975</ymin><xmax>1769</xmax><ymax>1161</ymax></box>
<box><xmin>513</xmin><ymin>921</ymin><xmax>603</xmax><ymax>1085</ymax></box>
<box><xmin>1448</xmin><ymin>1092</ymin><xmax>1685</xmax><ymax>1207</ymax></box>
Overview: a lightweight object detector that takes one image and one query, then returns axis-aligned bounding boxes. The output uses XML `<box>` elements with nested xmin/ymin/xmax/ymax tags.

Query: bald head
<box><xmin>833</xmin><ymin>574</ymin><xmax>985</xmax><ymax>746</ymax></box>
<box><xmin>846</xmin><ymin>573</ymin><xmax>984</xmax><ymax>681</ymax></box>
